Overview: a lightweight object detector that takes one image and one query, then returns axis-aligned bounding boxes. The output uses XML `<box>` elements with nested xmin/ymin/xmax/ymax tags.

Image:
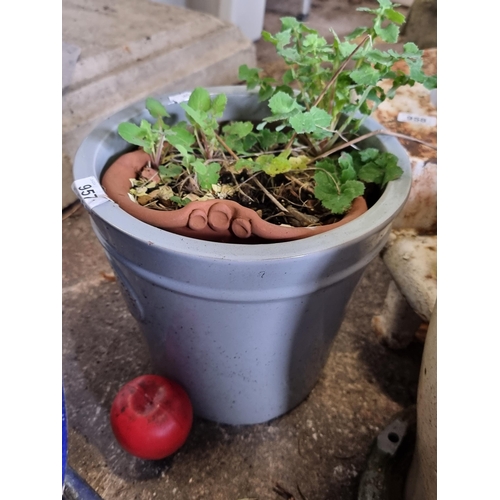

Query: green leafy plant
<box><xmin>117</xmin><ymin>0</ymin><xmax>436</xmax><ymax>227</ymax></box>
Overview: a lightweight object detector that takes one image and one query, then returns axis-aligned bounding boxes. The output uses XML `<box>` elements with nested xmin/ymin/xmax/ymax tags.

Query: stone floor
<box><xmin>62</xmin><ymin>1</ymin><xmax>431</xmax><ymax>499</ymax></box>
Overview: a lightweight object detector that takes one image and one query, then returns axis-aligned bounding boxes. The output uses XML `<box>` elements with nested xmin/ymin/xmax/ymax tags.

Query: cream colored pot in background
<box><xmin>405</xmin><ymin>303</ymin><xmax>437</xmax><ymax>500</ymax></box>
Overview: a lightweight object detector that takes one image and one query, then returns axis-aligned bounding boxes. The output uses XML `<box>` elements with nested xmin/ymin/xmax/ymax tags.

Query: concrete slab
<box><xmin>62</xmin><ymin>0</ymin><xmax>256</xmax><ymax>208</ymax></box>
<box><xmin>62</xmin><ymin>42</ymin><xmax>81</xmax><ymax>89</ymax></box>
<box><xmin>152</xmin><ymin>0</ymin><xmax>267</xmax><ymax>42</ymax></box>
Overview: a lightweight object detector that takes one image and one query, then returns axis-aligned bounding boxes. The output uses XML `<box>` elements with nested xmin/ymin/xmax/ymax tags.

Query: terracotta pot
<box><xmin>101</xmin><ymin>149</ymin><xmax>368</xmax><ymax>243</ymax></box>
<box><xmin>73</xmin><ymin>86</ymin><xmax>412</xmax><ymax>425</ymax></box>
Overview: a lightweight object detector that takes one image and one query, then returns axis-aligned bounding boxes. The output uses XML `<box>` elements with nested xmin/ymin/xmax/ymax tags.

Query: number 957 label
<box><xmin>72</xmin><ymin>176</ymin><xmax>110</xmax><ymax>210</ymax></box>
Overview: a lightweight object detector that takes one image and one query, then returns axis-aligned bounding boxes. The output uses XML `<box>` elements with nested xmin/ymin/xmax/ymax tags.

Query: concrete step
<box><xmin>62</xmin><ymin>0</ymin><xmax>256</xmax><ymax>208</ymax></box>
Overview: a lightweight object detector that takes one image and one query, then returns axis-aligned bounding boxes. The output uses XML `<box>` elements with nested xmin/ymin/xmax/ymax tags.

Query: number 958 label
<box><xmin>397</xmin><ymin>112</ymin><xmax>437</xmax><ymax>126</ymax></box>
<box><xmin>72</xmin><ymin>176</ymin><xmax>110</xmax><ymax>210</ymax></box>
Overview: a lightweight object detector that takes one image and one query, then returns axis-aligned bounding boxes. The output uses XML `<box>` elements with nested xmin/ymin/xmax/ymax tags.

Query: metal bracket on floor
<box><xmin>63</xmin><ymin>466</ymin><xmax>104</xmax><ymax>500</ymax></box>
<box><xmin>357</xmin><ymin>407</ymin><xmax>416</xmax><ymax>500</ymax></box>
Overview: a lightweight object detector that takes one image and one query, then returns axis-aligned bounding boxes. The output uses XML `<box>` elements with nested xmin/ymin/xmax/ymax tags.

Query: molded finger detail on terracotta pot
<box><xmin>188</xmin><ymin>209</ymin><xmax>208</xmax><ymax>230</ymax></box>
<box><xmin>232</xmin><ymin>218</ymin><xmax>252</xmax><ymax>239</ymax></box>
<box><xmin>101</xmin><ymin>150</ymin><xmax>370</xmax><ymax>243</ymax></box>
<box><xmin>208</xmin><ymin>203</ymin><xmax>232</xmax><ymax>231</ymax></box>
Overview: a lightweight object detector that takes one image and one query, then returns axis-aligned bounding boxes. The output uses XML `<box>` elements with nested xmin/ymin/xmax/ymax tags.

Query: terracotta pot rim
<box><xmin>101</xmin><ymin>149</ymin><xmax>369</xmax><ymax>243</ymax></box>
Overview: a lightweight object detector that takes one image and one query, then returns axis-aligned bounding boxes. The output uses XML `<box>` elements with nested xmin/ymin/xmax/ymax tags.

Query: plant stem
<box><xmin>313</xmin><ymin>34</ymin><xmax>371</xmax><ymax>110</ymax></box>
<box><xmin>285</xmin><ymin>174</ymin><xmax>315</xmax><ymax>195</ymax></box>
<box><xmin>285</xmin><ymin>132</ymin><xmax>297</xmax><ymax>151</ymax></box>
<box><xmin>312</xmin><ymin>128</ymin><xmax>437</xmax><ymax>162</ymax></box>
<box><xmin>214</xmin><ymin>131</ymin><xmax>240</xmax><ymax>161</ymax></box>
<box><xmin>241</xmin><ymin>145</ymin><xmax>308</xmax><ymax>158</ymax></box>
<box><xmin>237</xmin><ymin>171</ymin><xmax>263</xmax><ymax>187</ymax></box>
<box><xmin>295</xmin><ymin>77</ymin><xmax>310</xmax><ymax>111</ymax></box>
<box><xmin>302</xmin><ymin>134</ymin><xmax>321</xmax><ymax>155</ymax></box>
<box><xmin>230</xmin><ymin>171</ymin><xmax>254</xmax><ymax>203</ymax></box>
<box><xmin>284</xmin><ymin>36</ymin><xmax>370</xmax><ymax>153</ymax></box>
<box><xmin>152</xmin><ymin>134</ymin><xmax>164</xmax><ymax>168</ymax></box>
<box><xmin>253</xmin><ymin>177</ymin><xmax>289</xmax><ymax>213</ymax></box>
<box><xmin>193</xmin><ymin>128</ymin><xmax>205</xmax><ymax>157</ymax></box>
<box><xmin>323</xmin><ymin>85</ymin><xmax>374</xmax><ymax>152</ymax></box>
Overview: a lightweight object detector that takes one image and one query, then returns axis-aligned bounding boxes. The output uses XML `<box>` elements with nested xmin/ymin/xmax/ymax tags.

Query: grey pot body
<box><xmin>73</xmin><ymin>86</ymin><xmax>412</xmax><ymax>425</ymax></box>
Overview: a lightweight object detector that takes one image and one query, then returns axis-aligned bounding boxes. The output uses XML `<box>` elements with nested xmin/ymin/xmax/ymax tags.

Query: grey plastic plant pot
<box><xmin>72</xmin><ymin>86</ymin><xmax>412</xmax><ymax>425</ymax></box>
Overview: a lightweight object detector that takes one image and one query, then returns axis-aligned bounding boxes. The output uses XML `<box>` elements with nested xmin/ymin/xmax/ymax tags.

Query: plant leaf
<box><xmin>243</xmin><ymin>134</ymin><xmax>258</xmax><ymax>151</ymax></box>
<box><xmin>234</xmin><ymin>158</ymin><xmax>255</xmax><ymax>172</ymax></box>
<box><xmin>315</xmin><ymin>170</ymin><xmax>365</xmax><ymax>214</ymax></box>
<box><xmin>139</xmin><ymin>119</ymin><xmax>153</xmax><ymax>133</ymax></box>
<box><xmin>403</xmin><ymin>42</ymin><xmax>420</xmax><ymax>54</ymax></box>
<box><xmin>338</xmin><ymin>153</ymin><xmax>357</xmax><ymax>182</ymax></box>
<box><xmin>146</xmin><ymin>97</ymin><xmax>169</xmax><ymax>118</ymax></box>
<box><xmin>289</xmin><ymin>155</ymin><xmax>310</xmax><ymax>170</ymax></box>
<box><xmin>261</xmin><ymin>31</ymin><xmax>276</xmax><ymax>44</ymax></box>
<box><xmin>377</xmin><ymin>0</ymin><xmax>393</xmax><ymax>8</ymax></box>
<box><xmin>180</xmin><ymin>103</ymin><xmax>207</xmax><ymax>129</ymax></box>
<box><xmin>280</xmin><ymin>17</ymin><xmax>301</xmax><ymax>31</ymax></box>
<box><xmin>256</xmin><ymin>129</ymin><xmax>278</xmax><ymax>150</ymax></box>
<box><xmin>375</xmin><ymin>152</ymin><xmax>403</xmax><ymax>184</ymax></box>
<box><xmin>350</xmin><ymin>66</ymin><xmax>381</xmax><ymax>86</ymax></box>
<box><xmin>117</xmin><ymin>122</ymin><xmax>148</xmax><ymax>147</ymax></box>
<box><xmin>164</xmin><ymin>124</ymin><xmax>195</xmax><ymax>149</ymax></box>
<box><xmin>283</xmin><ymin>69</ymin><xmax>294</xmax><ymax>85</ymax></box>
<box><xmin>222</xmin><ymin>121</ymin><xmax>254</xmax><ymax>138</ymax></box>
<box><xmin>423</xmin><ymin>75</ymin><xmax>437</xmax><ymax>90</ymax></box>
<box><xmin>358</xmin><ymin>162</ymin><xmax>384</xmax><ymax>183</ymax></box>
<box><xmin>338</xmin><ymin>41</ymin><xmax>358</xmax><ymax>58</ymax></box>
<box><xmin>345</xmin><ymin>26</ymin><xmax>368</xmax><ymax>41</ymax></box>
<box><xmin>275</xmin><ymin>30</ymin><xmax>292</xmax><ymax>50</ymax></box>
<box><xmin>188</xmin><ymin>87</ymin><xmax>211</xmax><ymax>112</ymax></box>
<box><xmin>365</xmin><ymin>49</ymin><xmax>394</xmax><ymax>65</ymax></box>
<box><xmin>238</xmin><ymin>64</ymin><xmax>261</xmax><ymax>89</ymax></box>
<box><xmin>211</xmin><ymin>94</ymin><xmax>227</xmax><ymax>117</ymax></box>
<box><xmin>359</xmin><ymin>148</ymin><xmax>380</xmax><ymax>162</ymax></box>
<box><xmin>257</xmin><ymin>153</ymin><xmax>294</xmax><ymax>176</ymax></box>
<box><xmin>375</xmin><ymin>22</ymin><xmax>399</xmax><ymax>43</ymax></box>
<box><xmin>258</xmin><ymin>83</ymin><xmax>276</xmax><ymax>101</ymax></box>
<box><xmin>158</xmin><ymin>164</ymin><xmax>184</xmax><ymax>181</ymax></box>
<box><xmin>268</xmin><ymin>91</ymin><xmax>304</xmax><ymax>115</ymax></box>
<box><xmin>385</xmin><ymin>8</ymin><xmax>405</xmax><ymax>24</ymax></box>
<box><xmin>289</xmin><ymin>106</ymin><xmax>332</xmax><ymax>134</ymax></box>
<box><xmin>170</xmin><ymin>195</ymin><xmax>191</xmax><ymax>207</ymax></box>
<box><xmin>193</xmin><ymin>160</ymin><xmax>221</xmax><ymax>190</ymax></box>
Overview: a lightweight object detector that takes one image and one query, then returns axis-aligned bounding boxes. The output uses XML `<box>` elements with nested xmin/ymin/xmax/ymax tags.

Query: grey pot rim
<box><xmin>74</xmin><ymin>85</ymin><xmax>411</xmax><ymax>261</ymax></box>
